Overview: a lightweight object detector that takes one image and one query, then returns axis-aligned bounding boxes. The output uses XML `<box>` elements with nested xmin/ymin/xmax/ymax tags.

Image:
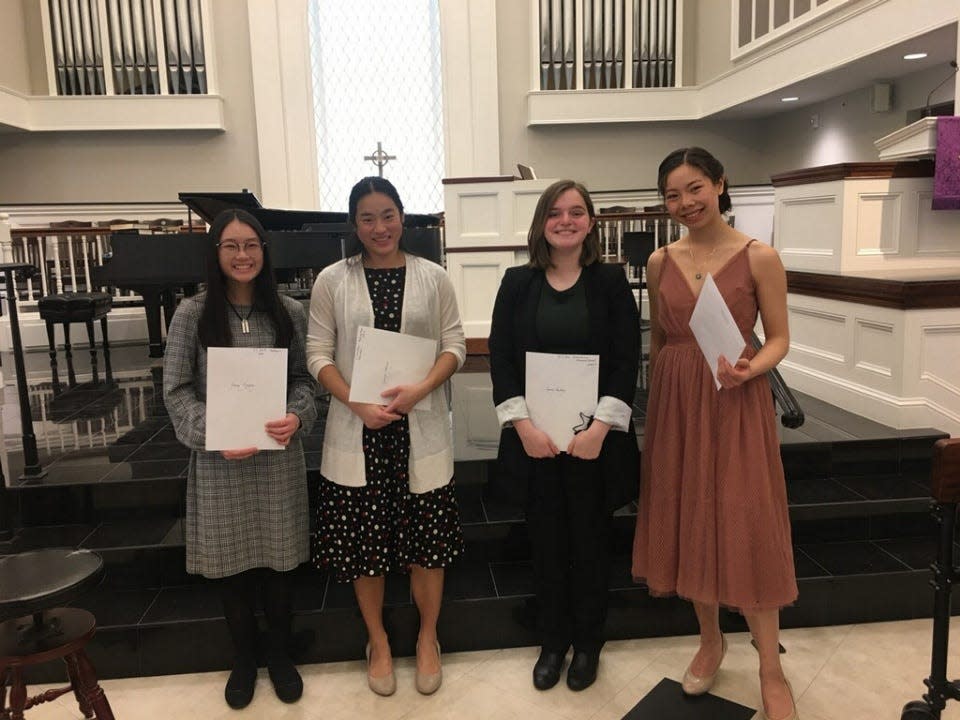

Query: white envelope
<box><xmin>688</xmin><ymin>273</ymin><xmax>746</xmax><ymax>390</ymax></box>
<box><xmin>205</xmin><ymin>347</ymin><xmax>287</xmax><ymax>450</ymax></box>
<box><xmin>348</xmin><ymin>326</ymin><xmax>438</xmax><ymax>411</ymax></box>
<box><xmin>525</xmin><ymin>351</ymin><xmax>599</xmax><ymax>450</ymax></box>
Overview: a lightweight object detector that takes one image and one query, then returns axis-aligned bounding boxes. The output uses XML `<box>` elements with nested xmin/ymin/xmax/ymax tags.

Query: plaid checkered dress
<box><xmin>163</xmin><ymin>293</ymin><xmax>318</xmax><ymax>579</ymax></box>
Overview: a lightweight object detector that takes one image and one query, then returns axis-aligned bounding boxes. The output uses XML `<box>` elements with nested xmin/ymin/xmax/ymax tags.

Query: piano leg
<box><xmin>63</xmin><ymin>322</ymin><xmax>77</xmax><ymax>388</ymax></box>
<box><xmin>140</xmin><ymin>291</ymin><xmax>165</xmax><ymax>359</ymax></box>
<box><xmin>100</xmin><ymin>317</ymin><xmax>114</xmax><ymax>385</ymax></box>
<box><xmin>44</xmin><ymin>320</ymin><xmax>62</xmax><ymax>395</ymax></box>
<box><xmin>85</xmin><ymin>319</ymin><xmax>99</xmax><ymax>386</ymax></box>
<box><xmin>161</xmin><ymin>290</ymin><xmax>176</xmax><ymax>332</ymax></box>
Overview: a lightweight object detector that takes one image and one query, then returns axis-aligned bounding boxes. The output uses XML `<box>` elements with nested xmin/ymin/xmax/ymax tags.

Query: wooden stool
<box><xmin>37</xmin><ymin>293</ymin><xmax>113</xmax><ymax>393</ymax></box>
<box><xmin>0</xmin><ymin>549</ymin><xmax>113</xmax><ymax>720</ymax></box>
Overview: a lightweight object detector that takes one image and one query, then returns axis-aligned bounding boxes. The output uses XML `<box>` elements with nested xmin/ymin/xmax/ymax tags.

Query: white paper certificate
<box><xmin>348</xmin><ymin>326</ymin><xmax>438</xmax><ymax>411</ymax></box>
<box><xmin>688</xmin><ymin>273</ymin><xmax>746</xmax><ymax>390</ymax></box>
<box><xmin>525</xmin><ymin>352</ymin><xmax>599</xmax><ymax>450</ymax></box>
<box><xmin>205</xmin><ymin>347</ymin><xmax>288</xmax><ymax>451</ymax></box>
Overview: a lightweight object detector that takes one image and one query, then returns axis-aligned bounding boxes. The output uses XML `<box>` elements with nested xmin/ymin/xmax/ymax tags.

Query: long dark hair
<box><xmin>197</xmin><ymin>208</ymin><xmax>294</xmax><ymax>349</ymax></box>
<box><xmin>527</xmin><ymin>179</ymin><xmax>601</xmax><ymax>270</ymax></box>
<box><xmin>342</xmin><ymin>176</ymin><xmax>407</xmax><ymax>260</ymax></box>
<box><xmin>657</xmin><ymin>147</ymin><xmax>733</xmax><ymax>213</ymax></box>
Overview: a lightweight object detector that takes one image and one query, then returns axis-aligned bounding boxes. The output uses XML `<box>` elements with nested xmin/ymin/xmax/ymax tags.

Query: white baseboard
<box><xmin>780</xmin><ymin>360</ymin><xmax>959</xmax><ymax>437</ymax></box>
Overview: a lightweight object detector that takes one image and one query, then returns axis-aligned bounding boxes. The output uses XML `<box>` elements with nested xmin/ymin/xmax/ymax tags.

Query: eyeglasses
<box><xmin>217</xmin><ymin>241</ymin><xmax>264</xmax><ymax>255</ymax></box>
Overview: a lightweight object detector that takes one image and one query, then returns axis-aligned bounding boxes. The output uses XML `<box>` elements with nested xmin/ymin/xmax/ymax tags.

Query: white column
<box><xmin>246</xmin><ymin>0</ymin><xmax>320</xmax><ymax>210</ymax></box>
<box><xmin>439</xmin><ymin>0</ymin><xmax>501</xmax><ymax>178</ymax></box>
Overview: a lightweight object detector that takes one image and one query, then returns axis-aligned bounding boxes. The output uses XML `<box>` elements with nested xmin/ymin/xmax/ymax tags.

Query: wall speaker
<box><xmin>871</xmin><ymin>82</ymin><xmax>892</xmax><ymax>113</ymax></box>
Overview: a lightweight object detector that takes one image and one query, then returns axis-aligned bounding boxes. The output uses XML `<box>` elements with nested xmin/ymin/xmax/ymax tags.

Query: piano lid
<box><xmin>178</xmin><ymin>191</ymin><xmax>441</xmax><ymax>231</ymax></box>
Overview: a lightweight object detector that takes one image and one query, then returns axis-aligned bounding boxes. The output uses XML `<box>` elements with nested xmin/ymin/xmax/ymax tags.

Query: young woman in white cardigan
<box><xmin>306</xmin><ymin>177</ymin><xmax>465</xmax><ymax>696</ymax></box>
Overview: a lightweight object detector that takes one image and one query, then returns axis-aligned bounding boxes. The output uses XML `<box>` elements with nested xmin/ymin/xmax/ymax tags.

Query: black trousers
<box><xmin>526</xmin><ymin>453</ymin><xmax>612</xmax><ymax>656</ymax></box>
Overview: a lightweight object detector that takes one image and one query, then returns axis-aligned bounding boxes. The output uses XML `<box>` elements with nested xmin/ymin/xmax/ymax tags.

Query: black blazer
<box><xmin>488</xmin><ymin>262</ymin><xmax>641</xmax><ymax>510</ymax></box>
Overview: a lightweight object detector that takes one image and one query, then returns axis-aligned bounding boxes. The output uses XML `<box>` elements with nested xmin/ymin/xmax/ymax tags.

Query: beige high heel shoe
<box><xmin>681</xmin><ymin>634</ymin><xmax>727</xmax><ymax>696</ymax></box>
<box><xmin>760</xmin><ymin>677</ymin><xmax>798</xmax><ymax>720</ymax></box>
<box><xmin>365</xmin><ymin>642</ymin><xmax>396</xmax><ymax>696</ymax></box>
<box><xmin>415</xmin><ymin>641</ymin><xmax>442</xmax><ymax>695</ymax></box>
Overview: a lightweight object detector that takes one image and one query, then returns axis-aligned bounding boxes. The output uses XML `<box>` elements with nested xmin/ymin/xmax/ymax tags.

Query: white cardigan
<box><xmin>305</xmin><ymin>254</ymin><xmax>466</xmax><ymax>493</ymax></box>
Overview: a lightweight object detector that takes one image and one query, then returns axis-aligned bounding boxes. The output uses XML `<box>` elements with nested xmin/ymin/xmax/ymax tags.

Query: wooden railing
<box><xmin>0</xmin><ymin>218</ymin><xmax>192</xmax><ymax>311</ymax></box>
<box><xmin>595</xmin><ymin>208</ymin><xmax>681</xmax><ymax>286</ymax></box>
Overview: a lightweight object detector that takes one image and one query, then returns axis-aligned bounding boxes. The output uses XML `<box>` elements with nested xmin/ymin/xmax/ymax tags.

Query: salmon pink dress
<box><xmin>631</xmin><ymin>241</ymin><xmax>797</xmax><ymax>611</ymax></box>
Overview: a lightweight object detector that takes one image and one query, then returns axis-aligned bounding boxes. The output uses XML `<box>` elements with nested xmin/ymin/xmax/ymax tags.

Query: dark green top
<box><xmin>536</xmin><ymin>273</ymin><xmax>589</xmax><ymax>353</ymax></box>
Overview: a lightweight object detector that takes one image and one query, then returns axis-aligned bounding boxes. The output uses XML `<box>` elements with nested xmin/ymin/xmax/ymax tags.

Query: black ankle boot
<box><xmin>566</xmin><ymin>650</ymin><xmax>599</xmax><ymax>691</ymax></box>
<box><xmin>267</xmin><ymin>649</ymin><xmax>303</xmax><ymax>703</ymax></box>
<box><xmin>224</xmin><ymin>654</ymin><xmax>257</xmax><ymax>709</ymax></box>
<box><xmin>533</xmin><ymin>648</ymin><xmax>565</xmax><ymax>690</ymax></box>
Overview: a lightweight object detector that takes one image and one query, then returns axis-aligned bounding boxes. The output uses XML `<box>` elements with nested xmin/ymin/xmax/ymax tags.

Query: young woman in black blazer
<box><xmin>489</xmin><ymin>180</ymin><xmax>640</xmax><ymax>691</ymax></box>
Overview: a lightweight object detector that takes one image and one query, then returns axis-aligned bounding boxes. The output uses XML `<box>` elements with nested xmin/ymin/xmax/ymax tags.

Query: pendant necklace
<box><xmin>687</xmin><ymin>242</ymin><xmax>718</xmax><ymax>281</ymax></box>
<box><xmin>227</xmin><ymin>299</ymin><xmax>254</xmax><ymax>334</ymax></box>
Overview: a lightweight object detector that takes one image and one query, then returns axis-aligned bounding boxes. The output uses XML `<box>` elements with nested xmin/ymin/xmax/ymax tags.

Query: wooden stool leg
<box><xmin>0</xmin><ymin>664</ymin><xmax>8</xmax><ymax>718</ymax></box>
<box><xmin>100</xmin><ymin>317</ymin><xmax>113</xmax><ymax>385</ymax></box>
<box><xmin>63</xmin><ymin>322</ymin><xmax>77</xmax><ymax>387</ymax></box>
<box><xmin>44</xmin><ymin>320</ymin><xmax>62</xmax><ymax>394</ymax></box>
<box><xmin>71</xmin><ymin>650</ymin><xmax>113</xmax><ymax>720</ymax></box>
<box><xmin>85</xmin><ymin>319</ymin><xmax>99</xmax><ymax>385</ymax></box>
<box><xmin>8</xmin><ymin>667</ymin><xmax>25</xmax><ymax>720</ymax></box>
<box><xmin>64</xmin><ymin>653</ymin><xmax>94</xmax><ymax>719</ymax></box>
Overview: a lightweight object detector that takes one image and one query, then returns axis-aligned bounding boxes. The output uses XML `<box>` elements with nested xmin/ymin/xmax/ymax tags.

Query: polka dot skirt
<box><xmin>313</xmin><ymin>266</ymin><xmax>464</xmax><ymax>583</ymax></box>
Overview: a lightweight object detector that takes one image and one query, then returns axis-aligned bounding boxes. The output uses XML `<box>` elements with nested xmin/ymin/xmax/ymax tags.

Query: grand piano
<box><xmin>91</xmin><ymin>191</ymin><xmax>443</xmax><ymax>357</ymax></box>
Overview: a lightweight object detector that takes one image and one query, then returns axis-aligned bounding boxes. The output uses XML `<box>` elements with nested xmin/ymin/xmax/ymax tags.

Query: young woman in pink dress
<box><xmin>632</xmin><ymin>147</ymin><xmax>798</xmax><ymax>720</ymax></box>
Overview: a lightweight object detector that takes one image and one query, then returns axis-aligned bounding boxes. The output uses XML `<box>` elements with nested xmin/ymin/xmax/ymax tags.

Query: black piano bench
<box><xmin>37</xmin><ymin>293</ymin><xmax>114</xmax><ymax>394</ymax></box>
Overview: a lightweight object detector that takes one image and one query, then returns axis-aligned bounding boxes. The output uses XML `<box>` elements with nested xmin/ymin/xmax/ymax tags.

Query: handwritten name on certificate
<box><xmin>205</xmin><ymin>347</ymin><xmax>288</xmax><ymax>451</ymax></box>
<box><xmin>525</xmin><ymin>352</ymin><xmax>599</xmax><ymax>450</ymax></box>
<box><xmin>688</xmin><ymin>273</ymin><xmax>746</xmax><ymax>390</ymax></box>
<box><xmin>348</xmin><ymin>326</ymin><xmax>438</xmax><ymax>411</ymax></box>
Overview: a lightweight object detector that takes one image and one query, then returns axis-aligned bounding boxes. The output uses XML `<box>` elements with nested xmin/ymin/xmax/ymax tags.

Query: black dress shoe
<box><xmin>532</xmin><ymin>649</ymin><xmax>565</xmax><ymax>690</ymax></box>
<box><xmin>224</xmin><ymin>655</ymin><xmax>257</xmax><ymax>709</ymax></box>
<box><xmin>566</xmin><ymin>650</ymin><xmax>599</xmax><ymax>691</ymax></box>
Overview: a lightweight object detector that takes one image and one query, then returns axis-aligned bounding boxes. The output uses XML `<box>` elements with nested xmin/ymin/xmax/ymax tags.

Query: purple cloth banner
<box><xmin>933</xmin><ymin>116</ymin><xmax>960</xmax><ymax>210</ymax></box>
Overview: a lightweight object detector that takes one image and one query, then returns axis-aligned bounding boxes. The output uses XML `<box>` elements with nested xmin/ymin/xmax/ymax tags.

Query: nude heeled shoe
<box><xmin>760</xmin><ymin>678</ymin><xmax>799</xmax><ymax>720</ymax></box>
<box><xmin>415</xmin><ymin>641</ymin><xmax>442</xmax><ymax>695</ymax></box>
<box><xmin>681</xmin><ymin>634</ymin><xmax>727</xmax><ymax>696</ymax></box>
<box><xmin>365</xmin><ymin>642</ymin><xmax>396</xmax><ymax>696</ymax></box>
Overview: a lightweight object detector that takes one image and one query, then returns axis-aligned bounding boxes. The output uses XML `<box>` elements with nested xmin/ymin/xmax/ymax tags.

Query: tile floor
<box><xmin>18</xmin><ymin>617</ymin><xmax>960</xmax><ymax>719</ymax></box>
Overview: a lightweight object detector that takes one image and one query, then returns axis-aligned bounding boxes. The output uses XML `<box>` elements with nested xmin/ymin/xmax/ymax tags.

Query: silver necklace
<box><xmin>227</xmin><ymin>299</ymin><xmax>254</xmax><ymax>334</ymax></box>
<box><xmin>687</xmin><ymin>242</ymin><xmax>719</xmax><ymax>280</ymax></box>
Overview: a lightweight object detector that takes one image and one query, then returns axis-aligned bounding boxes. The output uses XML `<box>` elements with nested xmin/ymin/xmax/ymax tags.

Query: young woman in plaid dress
<box><xmin>164</xmin><ymin>208</ymin><xmax>318</xmax><ymax>709</ymax></box>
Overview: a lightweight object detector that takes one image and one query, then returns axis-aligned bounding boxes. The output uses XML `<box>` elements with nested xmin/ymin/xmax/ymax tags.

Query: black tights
<box><xmin>218</xmin><ymin>568</ymin><xmax>295</xmax><ymax>661</ymax></box>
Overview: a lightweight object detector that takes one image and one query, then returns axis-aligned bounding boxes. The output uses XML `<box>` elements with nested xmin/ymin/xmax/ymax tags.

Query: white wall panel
<box><xmin>446</xmin><ymin>251</ymin><xmax>517</xmax><ymax>338</ymax></box>
<box><xmin>788</xmin><ymin>305</ymin><xmax>846</xmax><ymax>364</ymax></box>
<box><xmin>919</xmin><ymin>325</ymin><xmax>960</xmax><ymax>399</ymax></box>
<box><xmin>451</xmin><ymin>372</ymin><xmax>498</xmax><ymax>460</ymax></box>
<box><xmin>854</xmin><ymin>192</ymin><xmax>900</xmax><ymax>256</ymax></box>
<box><xmin>458</xmin><ymin>193</ymin><xmax>501</xmax><ymax>243</ymax></box>
<box><xmin>775</xmin><ymin>188</ymin><xmax>841</xmax><ymax>272</ymax></box>
<box><xmin>853</xmin><ymin>318</ymin><xmax>896</xmax><ymax>381</ymax></box>
<box><xmin>916</xmin><ymin>191</ymin><xmax>960</xmax><ymax>255</ymax></box>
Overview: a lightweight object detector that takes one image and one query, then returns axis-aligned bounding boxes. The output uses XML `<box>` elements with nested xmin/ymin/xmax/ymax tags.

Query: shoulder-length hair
<box><xmin>527</xmin><ymin>180</ymin><xmax>602</xmax><ymax>270</ymax></box>
<box><xmin>657</xmin><ymin>147</ymin><xmax>733</xmax><ymax>213</ymax></box>
<box><xmin>342</xmin><ymin>176</ymin><xmax>408</xmax><ymax>262</ymax></box>
<box><xmin>197</xmin><ymin>208</ymin><xmax>294</xmax><ymax>349</ymax></box>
